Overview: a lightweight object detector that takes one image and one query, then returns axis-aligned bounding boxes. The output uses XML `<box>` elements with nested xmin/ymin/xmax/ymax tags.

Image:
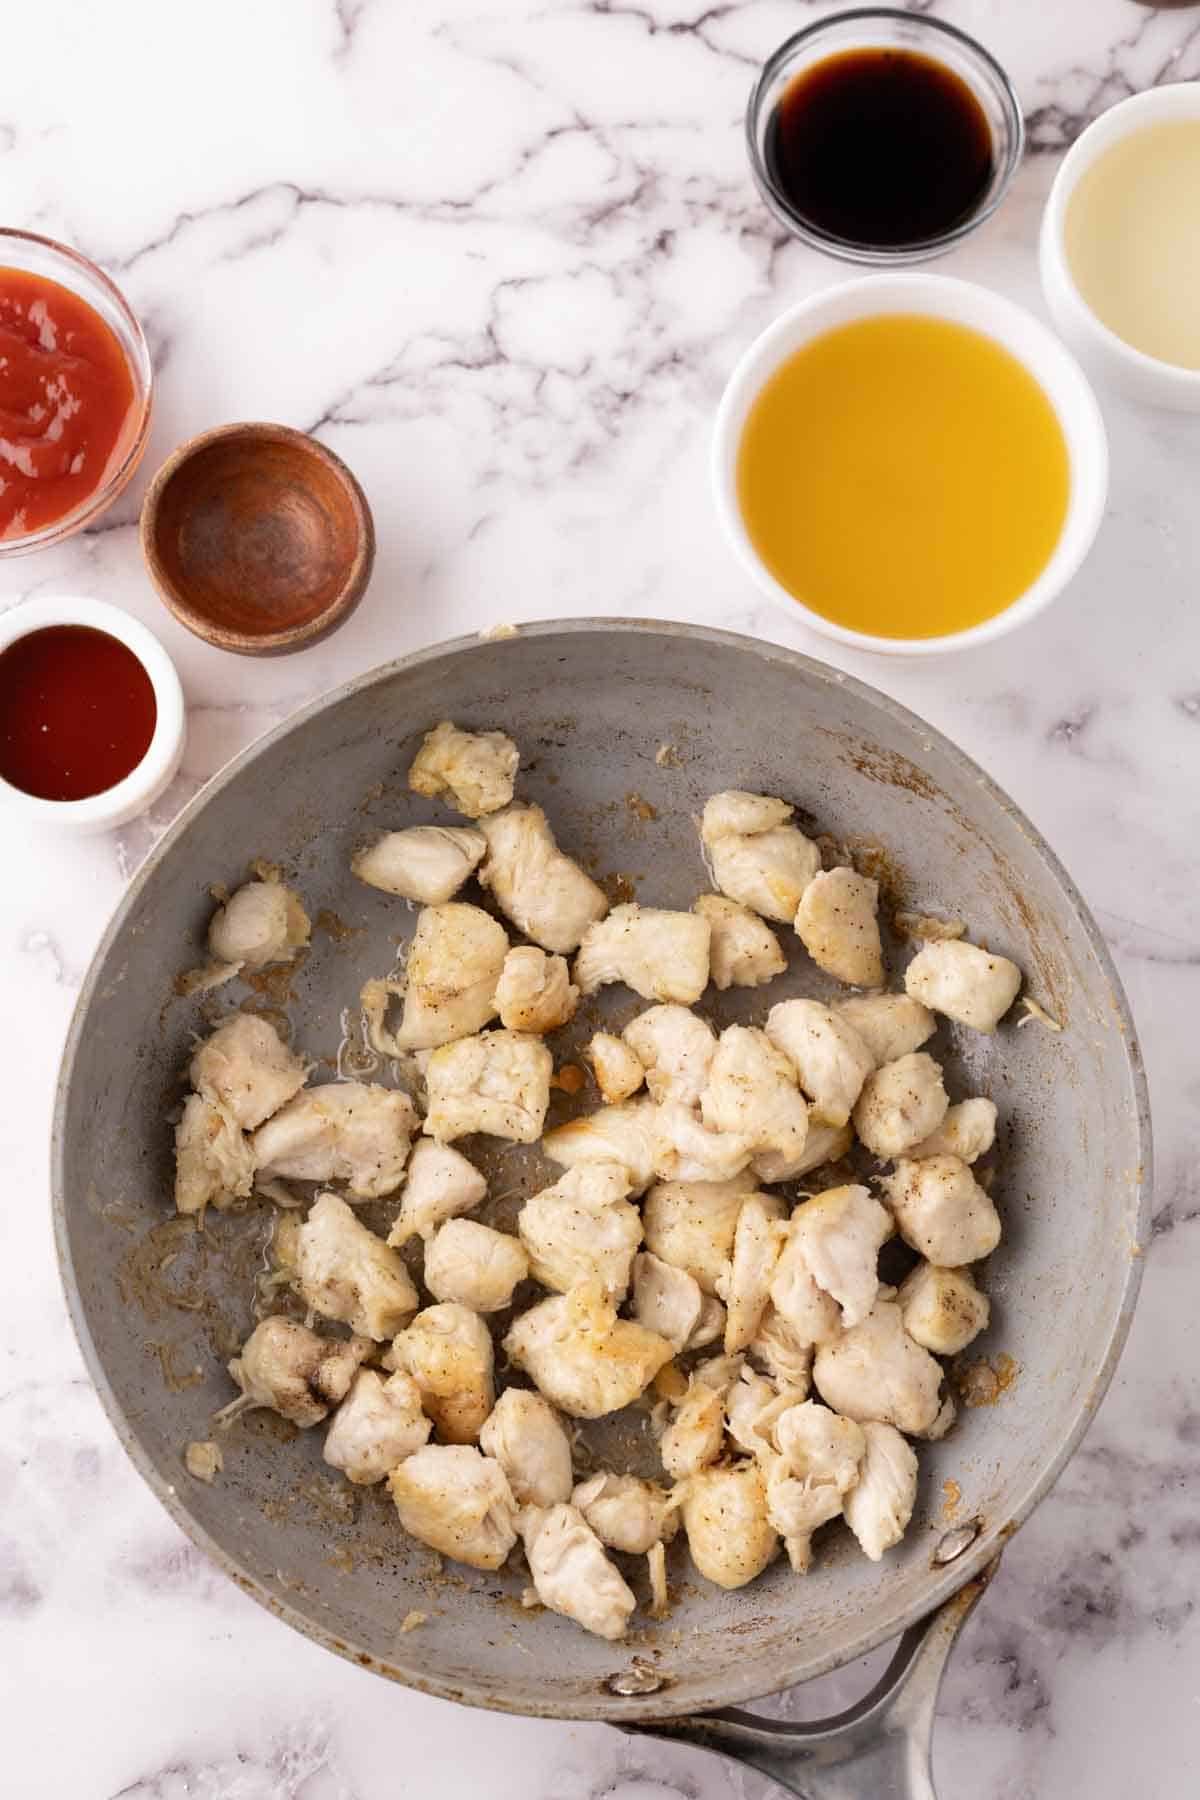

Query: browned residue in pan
<box><xmin>240</xmin><ymin>950</ymin><xmax>309</xmax><ymax>1006</ymax></box>
<box><xmin>841</xmin><ymin>740</ymin><xmax>940</xmax><ymax>803</ymax></box>
<box><xmin>550</xmin><ymin>1063</ymin><xmax>586</xmax><ymax>1095</ymax></box>
<box><xmin>315</xmin><ymin>908</ymin><xmax>363</xmax><ymax>944</ymax></box>
<box><xmin>601</xmin><ymin>871</ymin><xmax>638</xmax><ymax>904</ymax></box>
<box><xmin>117</xmin><ymin>1217</ymin><xmax>207</xmax><ymax>1321</ymax></box>
<box><xmin>625</xmin><ymin>792</ymin><xmax>658</xmax><ymax>822</ymax></box>
<box><xmin>954</xmin><ymin>1352</ymin><xmax>1019</xmax><ymax>1408</ymax></box>
<box><xmin>148</xmin><ymin>1339</ymin><xmax>205</xmax><ymax>1392</ymax></box>
<box><xmin>941</xmin><ymin>1478</ymin><xmax>963</xmax><ymax>1519</ymax></box>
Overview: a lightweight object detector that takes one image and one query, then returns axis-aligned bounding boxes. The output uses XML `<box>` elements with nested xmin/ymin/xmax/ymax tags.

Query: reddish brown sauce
<box><xmin>0</xmin><ymin>624</ymin><xmax>156</xmax><ymax>800</ymax></box>
<box><xmin>0</xmin><ymin>269</ymin><xmax>137</xmax><ymax>538</ymax></box>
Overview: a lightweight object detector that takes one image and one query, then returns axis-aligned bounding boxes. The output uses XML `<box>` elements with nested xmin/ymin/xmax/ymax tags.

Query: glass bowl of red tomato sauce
<box><xmin>0</xmin><ymin>229</ymin><xmax>152</xmax><ymax>553</ymax></box>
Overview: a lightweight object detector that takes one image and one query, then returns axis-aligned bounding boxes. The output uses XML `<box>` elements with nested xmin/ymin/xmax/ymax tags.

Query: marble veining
<box><xmin>1</xmin><ymin>3</ymin><xmax>1199</xmax><ymax>1797</ymax></box>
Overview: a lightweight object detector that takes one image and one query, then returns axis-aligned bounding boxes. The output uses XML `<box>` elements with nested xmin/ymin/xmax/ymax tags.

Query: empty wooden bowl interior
<box><xmin>143</xmin><ymin>425</ymin><xmax>372</xmax><ymax>653</ymax></box>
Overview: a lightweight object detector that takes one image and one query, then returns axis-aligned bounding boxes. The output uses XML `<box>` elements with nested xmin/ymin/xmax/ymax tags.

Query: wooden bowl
<box><xmin>139</xmin><ymin>423</ymin><xmax>375</xmax><ymax>656</ymax></box>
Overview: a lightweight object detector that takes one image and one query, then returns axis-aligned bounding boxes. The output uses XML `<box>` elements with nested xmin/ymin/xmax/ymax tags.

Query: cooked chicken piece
<box><xmin>225</xmin><ymin>1317</ymin><xmax>369</xmax><ymax>1428</ymax></box>
<box><xmin>623</xmin><ymin>1005</ymin><xmax>717</xmax><ymax>1106</ymax></box>
<box><xmin>897</xmin><ymin>1261</ymin><xmax>990</xmax><ymax>1355</ymax></box>
<box><xmin>794</xmin><ymin>867</ymin><xmax>884</xmax><ymax>989</ymax></box>
<box><xmin>720</xmin><ymin>1194</ymin><xmax>787</xmax><ymax>1353</ymax></box>
<box><xmin>853</xmin><ymin>1052</ymin><xmax>949</xmax><ymax>1160</ymax></box>
<box><xmin>386</xmin><ymin>1140</ymin><xmax>487</xmax><ymax>1246</ymax></box>
<box><xmin>252</xmin><ymin>1082</ymin><xmax>417</xmax><ymax>1200</ymax></box>
<box><xmin>679</xmin><ymin>1462</ymin><xmax>778</xmax><ymax>1589</ymax></box>
<box><xmin>905</xmin><ymin>939</ymin><xmax>1022</xmax><ymax>1034</ymax></box>
<box><xmin>660</xmin><ymin>1355</ymin><xmax>741</xmax><ymax>1479</ymax></box>
<box><xmin>521</xmin><ymin>1503</ymin><xmax>636</xmax><ymax>1640</ymax></box>
<box><xmin>784</xmin><ymin>1186</ymin><xmax>893</xmax><ymax>1331</ymax></box>
<box><xmin>642</xmin><ymin>1178</ymin><xmax>753</xmax><ymax>1294</ymax></box>
<box><xmin>494</xmin><ymin>946</ymin><xmax>578</xmax><ymax>1034</ymax></box>
<box><xmin>503</xmin><ymin>1281</ymin><xmax>672</xmax><ymax>1419</ymax></box>
<box><xmin>189</xmin><ymin>1013</ymin><xmax>308</xmax><ymax>1132</ymax></box>
<box><xmin>922</xmin><ymin>1392</ymin><xmax>958</xmax><ymax>1442</ymax></box>
<box><xmin>587</xmin><ymin>1032</ymin><xmax>645</xmax><ymax>1104</ymax></box>
<box><xmin>648</xmin><ymin>1538</ymin><xmax>669</xmax><ymax>1617</ymax></box>
<box><xmin>352</xmin><ymin>825</ymin><xmax>487</xmax><ymax>905</ymax></box>
<box><xmin>631</xmin><ymin>1251</ymin><xmax>703</xmax><ymax>1352</ymax></box>
<box><xmin>543</xmin><ymin>1098</ymin><xmax>659</xmax><ymax>1195</ymax></box>
<box><xmin>693</xmin><ymin>894</ymin><xmax>788</xmax><ymax>990</ymax></box>
<box><xmin>687</xmin><ymin>1294</ymin><xmax>727</xmax><ymax>1351</ymax></box>
<box><xmin>909</xmin><ymin>1097</ymin><xmax>998</xmax><ymax>1164</ymax></box>
<box><xmin>754</xmin><ymin>1113</ymin><xmax>854</xmax><ymax>1186</ymax></box>
<box><xmin>174</xmin><ymin>1094</ymin><xmax>256</xmax><ymax>1217</ymax></box>
<box><xmin>390</xmin><ymin>1302</ymin><xmax>495</xmax><ymax>1444</ymax></box>
<box><xmin>700</xmin><ymin>792</ymin><xmax>821</xmax><ymax>924</ymax></box>
<box><xmin>774</xmin><ymin>1399</ymin><xmax>866</xmax><ymax>1492</ymax></box>
<box><xmin>423</xmin><ymin>1030</ymin><xmax>552</xmax><ymax>1144</ymax></box>
<box><xmin>769</xmin><ymin>1229</ymin><xmax>844</xmax><ymax>1348</ymax></box>
<box><xmin>882</xmin><ymin>1154</ymin><xmax>1001</xmax><ymax>1266</ymax></box>
<box><xmin>388</xmin><ymin>1443</ymin><xmax>518</xmax><ymax>1568</ymax></box>
<box><xmin>478</xmin><ymin>803</ymin><xmax>607</xmax><ymax>953</ymax></box>
<box><xmin>765</xmin><ymin>1000</ymin><xmax>874</xmax><ymax>1128</ymax></box>
<box><xmin>653</xmin><ymin>1099</ymin><xmax>755</xmax><ymax>1184</ymax></box>
<box><xmin>834</xmin><ymin>994</ymin><xmax>936</xmax><ymax>1068</ymax></box>
<box><xmin>390</xmin><ymin>902</ymin><xmax>508</xmax><ymax>1050</ymax></box>
<box><xmin>518</xmin><ymin>1164</ymin><xmax>642</xmax><ymax>1298</ymax></box>
<box><xmin>725</xmin><ymin>1365</ymin><xmax>807</xmax><ymax>1457</ymax></box>
<box><xmin>575</xmin><ymin>904</ymin><xmax>711</xmax><ymax>1005</ymax></box>
<box><xmin>423</xmin><ymin>1219</ymin><xmax>529</xmax><ymax>1313</ymax></box>
<box><xmin>571</xmin><ymin>1472</ymin><xmax>677</xmax><ymax>1554</ymax></box>
<box><xmin>701</xmin><ymin>1027</ymin><xmax>810</xmax><ymax>1178</ymax></box>
<box><xmin>208</xmin><ymin>877</ymin><xmax>310</xmax><ymax>970</ymax></box>
<box><xmin>290</xmin><ymin>1192</ymin><xmax>419</xmax><ymax>1340</ymax></box>
<box><xmin>761</xmin><ymin>1452</ymin><xmax>845</xmax><ymax>1574</ymax></box>
<box><xmin>812</xmin><ymin>1298</ymin><xmax>944</xmax><ymax>1434</ymax></box>
<box><xmin>842</xmin><ymin>1422</ymin><xmax>919</xmax><ymax>1562</ymax></box>
<box><xmin>408</xmin><ymin>720</ymin><xmax>519</xmax><ymax>819</ymax></box>
<box><xmin>479</xmin><ymin>1388</ymin><xmax>574</xmax><ymax>1508</ymax></box>
<box><xmin>748</xmin><ymin>1306</ymin><xmax>814</xmax><ymax>1395</ymax></box>
<box><xmin>323</xmin><ymin>1369</ymin><xmax>431</xmax><ymax>1484</ymax></box>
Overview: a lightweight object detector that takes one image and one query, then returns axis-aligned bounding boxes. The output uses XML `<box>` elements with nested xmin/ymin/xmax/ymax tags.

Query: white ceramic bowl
<box><xmin>0</xmin><ymin>596</ymin><xmax>185</xmax><ymax>830</ymax></box>
<box><xmin>712</xmin><ymin>273</ymin><xmax>1108</xmax><ymax>657</ymax></box>
<box><xmin>1040</xmin><ymin>84</ymin><xmax>1200</xmax><ymax>412</ymax></box>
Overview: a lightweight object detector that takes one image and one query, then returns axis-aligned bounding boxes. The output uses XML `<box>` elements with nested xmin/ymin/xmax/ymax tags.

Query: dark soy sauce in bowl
<box><xmin>764</xmin><ymin>47</ymin><xmax>994</xmax><ymax>250</ymax></box>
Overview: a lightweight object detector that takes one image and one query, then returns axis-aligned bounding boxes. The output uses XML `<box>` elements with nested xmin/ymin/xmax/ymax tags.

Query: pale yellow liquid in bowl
<box><xmin>1065</xmin><ymin>119</ymin><xmax>1200</xmax><ymax>371</ymax></box>
<box><xmin>736</xmin><ymin>315</ymin><xmax>1071</xmax><ymax>640</ymax></box>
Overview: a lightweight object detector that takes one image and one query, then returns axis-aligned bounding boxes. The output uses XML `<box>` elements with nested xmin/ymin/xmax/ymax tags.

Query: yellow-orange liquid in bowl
<box><xmin>735</xmin><ymin>315</ymin><xmax>1070</xmax><ymax>640</ymax></box>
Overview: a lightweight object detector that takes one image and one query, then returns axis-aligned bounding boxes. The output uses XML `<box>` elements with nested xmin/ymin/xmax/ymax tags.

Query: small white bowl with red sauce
<box><xmin>0</xmin><ymin>230</ymin><xmax>153</xmax><ymax>552</ymax></box>
<box><xmin>0</xmin><ymin>596</ymin><xmax>185</xmax><ymax>829</ymax></box>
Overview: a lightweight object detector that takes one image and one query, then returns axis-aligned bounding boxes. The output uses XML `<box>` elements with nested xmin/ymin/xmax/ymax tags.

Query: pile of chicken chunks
<box><xmin>176</xmin><ymin>717</ymin><xmax>1022</xmax><ymax>1643</ymax></box>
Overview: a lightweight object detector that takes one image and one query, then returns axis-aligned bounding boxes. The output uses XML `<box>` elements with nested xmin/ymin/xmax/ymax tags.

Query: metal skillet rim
<box><xmin>50</xmin><ymin>617</ymin><xmax>1152</xmax><ymax>1722</ymax></box>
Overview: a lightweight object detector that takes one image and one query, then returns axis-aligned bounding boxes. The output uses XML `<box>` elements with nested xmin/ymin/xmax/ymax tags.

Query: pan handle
<box><xmin>622</xmin><ymin>1558</ymin><xmax>998</xmax><ymax>1800</ymax></box>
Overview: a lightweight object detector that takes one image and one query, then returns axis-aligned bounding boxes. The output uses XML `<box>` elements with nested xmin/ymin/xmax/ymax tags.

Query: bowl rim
<box><xmin>744</xmin><ymin>6</ymin><xmax>1025</xmax><ymax>266</ymax></box>
<box><xmin>50</xmin><ymin>617</ymin><xmax>1152</xmax><ymax>1721</ymax></box>
<box><xmin>139</xmin><ymin>420</ymin><xmax>376</xmax><ymax>657</ymax></box>
<box><xmin>711</xmin><ymin>272</ymin><xmax>1109</xmax><ymax>657</ymax></box>
<box><xmin>1039</xmin><ymin>81</ymin><xmax>1200</xmax><ymax>391</ymax></box>
<box><xmin>0</xmin><ymin>594</ymin><xmax>185</xmax><ymax>827</ymax></box>
<box><xmin>0</xmin><ymin>227</ymin><xmax>154</xmax><ymax>555</ymax></box>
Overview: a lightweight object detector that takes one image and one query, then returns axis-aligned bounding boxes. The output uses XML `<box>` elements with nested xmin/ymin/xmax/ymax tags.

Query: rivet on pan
<box><xmin>933</xmin><ymin>1521</ymin><xmax>982</xmax><ymax>1565</ymax></box>
<box><xmin>607</xmin><ymin>1662</ymin><xmax>667</xmax><ymax>1697</ymax></box>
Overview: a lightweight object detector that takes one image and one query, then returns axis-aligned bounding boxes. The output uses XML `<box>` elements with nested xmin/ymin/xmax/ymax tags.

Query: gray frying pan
<box><xmin>52</xmin><ymin>622</ymin><xmax>1150</xmax><ymax>1799</ymax></box>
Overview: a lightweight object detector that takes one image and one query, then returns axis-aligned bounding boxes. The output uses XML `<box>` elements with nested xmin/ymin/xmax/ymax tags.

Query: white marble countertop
<box><xmin>2</xmin><ymin>3</ymin><xmax>1198</xmax><ymax>1796</ymax></box>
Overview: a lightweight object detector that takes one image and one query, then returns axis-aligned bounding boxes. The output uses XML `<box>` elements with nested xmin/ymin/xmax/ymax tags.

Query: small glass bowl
<box><xmin>746</xmin><ymin>8</ymin><xmax>1024</xmax><ymax>266</ymax></box>
<box><xmin>0</xmin><ymin>229</ymin><xmax>153</xmax><ymax>556</ymax></box>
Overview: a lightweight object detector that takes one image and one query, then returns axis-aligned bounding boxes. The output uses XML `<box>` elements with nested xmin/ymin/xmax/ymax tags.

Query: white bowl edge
<box><xmin>1039</xmin><ymin>82</ymin><xmax>1200</xmax><ymax>412</ymax></box>
<box><xmin>712</xmin><ymin>272</ymin><xmax>1109</xmax><ymax>657</ymax></box>
<box><xmin>0</xmin><ymin>596</ymin><xmax>186</xmax><ymax>831</ymax></box>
